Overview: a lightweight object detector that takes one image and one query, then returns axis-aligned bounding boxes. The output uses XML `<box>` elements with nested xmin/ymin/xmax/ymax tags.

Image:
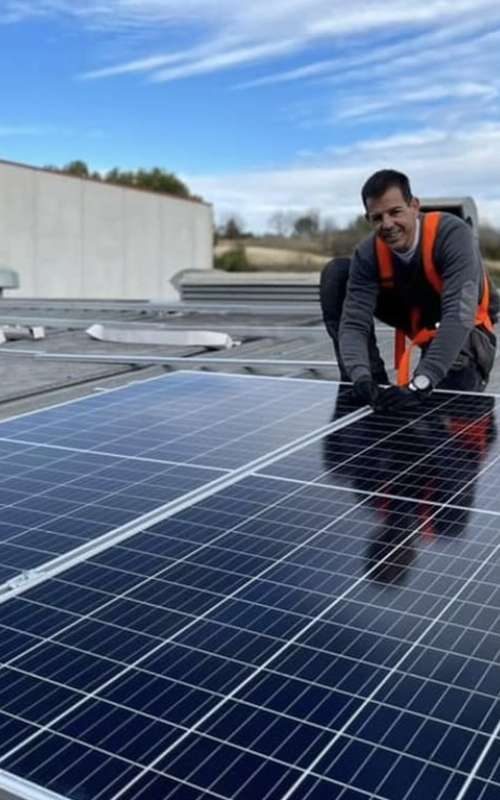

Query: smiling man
<box><xmin>320</xmin><ymin>169</ymin><xmax>499</xmax><ymax>411</ymax></box>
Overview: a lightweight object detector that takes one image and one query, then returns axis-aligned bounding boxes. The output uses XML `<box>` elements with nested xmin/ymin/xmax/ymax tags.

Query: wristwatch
<box><xmin>409</xmin><ymin>374</ymin><xmax>433</xmax><ymax>394</ymax></box>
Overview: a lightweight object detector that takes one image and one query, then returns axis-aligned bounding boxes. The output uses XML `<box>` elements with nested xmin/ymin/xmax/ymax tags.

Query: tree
<box><xmin>43</xmin><ymin>160</ymin><xmax>196</xmax><ymax>199</ymax></box>
<box><xmin>294</xmin><ymin>210</ymin><xmax>320</xmax><ymax>238</ymax></box>
<box><xmin>63</xmin><ymin>160</ymin><xmax>90</xmax><ymax>178</ymax></box>
<box><xmin>479</xmin><ymin>224</ymin><xmax>500</xmax><ymax>261</ymax></box>
<box><xmin>219</xmin><ymin>214</ymin><xmax>246</xmax><ymax>240</ymax></box>
<box><xmin>132</xmin><ymin>167</ymin><xmax>189</xmax><ymax>198</ymax></box>
<box><xmin>106</xmin><ymin>166</ymin><xmax>190</xmax><ymax>198</ymax></box>
<box><xmin>320</xmin><ymin>216</ymin><xmax>338</xmax><ymax>252</ymax></box>
<box><xmin>214</xmin><ymin>242</ymin><xmax>250</xmax><ymax>272</ymax></box>
<box><xmin>267</xmin><ymin>210</ymin><xmax>296</xmax><ymax>238</ymax></box>
<box><xmin>348</xmin><ymin>214</ymin><xmax>371</xmax><ymax>235</ymax></box>
<box><xmin>104</xmin><ymin>167</ymin><xmax>135</xmax><ymax>186</ymax></box>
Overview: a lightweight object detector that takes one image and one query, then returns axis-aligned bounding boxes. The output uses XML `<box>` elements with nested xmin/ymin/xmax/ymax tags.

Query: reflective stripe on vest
<box><xmin>375</xmin><ymin>211</ymin><xmax>494</xmax><ymax>385</ymax></box>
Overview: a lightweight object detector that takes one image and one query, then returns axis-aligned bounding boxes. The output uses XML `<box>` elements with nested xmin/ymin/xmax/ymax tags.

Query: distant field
<box><xmin>215</xmin><ymin>241</ymin><xmax>500</xmax><ymax>278</ymax></box>
<box><xmin>215</xmin><ymin>241</ymin><xmax>329</xmax><ymax>271</ymax></box>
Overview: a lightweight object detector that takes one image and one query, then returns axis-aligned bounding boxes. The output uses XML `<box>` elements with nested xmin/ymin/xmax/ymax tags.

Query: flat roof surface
<box><xmin>0</xmin><ymin>296</ymin><xmax>497</xmax><ymax>417</ymax></box>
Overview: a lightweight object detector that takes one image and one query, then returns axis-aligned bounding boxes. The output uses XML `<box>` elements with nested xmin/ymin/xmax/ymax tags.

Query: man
<box><xmin>320</xmin><ymin>169</ymin><xmax>499</xmax><ymax>411</ymax></box>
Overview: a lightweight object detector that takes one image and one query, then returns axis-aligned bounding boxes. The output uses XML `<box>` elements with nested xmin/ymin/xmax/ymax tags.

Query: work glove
<box><xmin>351</xmin><ymin>376</ymin><xmax>380</xmax><ymax>407</ymax></box>
<box><xmin>376</xmin><ymin>385</ymin><xmax>425</xmax><ymax>413</ymax></box>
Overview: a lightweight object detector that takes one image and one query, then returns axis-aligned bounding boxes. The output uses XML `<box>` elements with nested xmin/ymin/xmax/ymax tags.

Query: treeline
<box><xmin>218</xmin><ymin>209</ymin><xmax>500</xmax><ymax>262</ymax></box>
<box><xmin>43</xmin><ymin>160</ymin><xmax>201</xmax><ymax>201</ymax></box>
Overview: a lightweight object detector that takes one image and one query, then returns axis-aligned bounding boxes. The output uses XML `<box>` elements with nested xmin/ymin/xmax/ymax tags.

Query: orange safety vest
<box><xmin>375</xmin><ymin>211</ymin><xmax>494</xmax><ymax>385</ymax></box>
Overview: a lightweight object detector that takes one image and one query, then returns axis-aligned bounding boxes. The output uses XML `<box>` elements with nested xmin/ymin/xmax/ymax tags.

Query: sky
<box><xmin>1</xmin><ymin>0</ymin><xmax>500</xmax><ymax>231</ymax></box>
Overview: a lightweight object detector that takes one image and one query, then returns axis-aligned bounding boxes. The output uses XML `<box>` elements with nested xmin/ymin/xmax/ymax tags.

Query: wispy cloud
<box><xmin>266</xmin><ymin>14</ymin><xmax>500</xmax><ymax>132</ymax></box>
<box><xmin>337</xmin><ymin>81</ymin><xmax>499</xmax><ymax>121</ymax></box>
<box><xmin>82</xmin><ymin>37</ymin><xmax>301</xmax><ymax>81</ymax></box>
<box><xmin>91</xmin><ymin>0</ymin><xmax>500</xmax><ymax>86</ymax></box>
<box><xmin>81</xmin><ymin>52</ymin><xmax>198</xmax><ymax>80</ymax></box>
<box><xmin>0</xmin><ymin>0</ymin><xmax>222</xmax><ymax>28</ymax></box>
<box><xmin>0</xmin><ymin>124</ymin><xmax>69</xmax><ymax>137</ymax></box>
<box><xmin>149</xmin><ymin>39</ymin><xmax>301</xmax><ymax>83</ymax></box>
<box><xmin>0</xmin><ymin>124</ymin><xmax>104</xmax><ymax>141</ymax></box>
<box><xmin>239</xmin><ymin>13</ymin><xmax>500</xmax><ymax>90</ymax></box>
<box><xmin>5</xmin><ymin>0</ymin><xmax>500</xmax><ymax>86</ymax></box>
<box><xmin>4</xmin><ymin>0</ymin><xmax>500</xmax><ymax>238</ymax></box>
<box><xmin>185</xmin><ymin>122</ymin><xmax>500</xmax><ymax>230</ymax></box>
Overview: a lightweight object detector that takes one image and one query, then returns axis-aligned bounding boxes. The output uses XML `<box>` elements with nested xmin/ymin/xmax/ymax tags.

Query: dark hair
<box><xmin>361</xmin><ymin>169</ymin><xmax>413</xmax><ymax>208</ymax></box>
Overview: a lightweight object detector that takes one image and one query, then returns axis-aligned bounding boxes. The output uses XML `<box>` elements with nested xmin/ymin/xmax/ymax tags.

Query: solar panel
<box><xmin>0</xmin><ymin>372</ymin><xmax>340</xmax><ymax>583</ymax></box>
<box><xmin>0</xmin><ymin>373</ymin><xmax>499</xmax><ymax>800</ymax></box>
<box><xmin>0</xmin><ymin>371</ymin><xmax>339</xmax><ymax>464</ymax></box>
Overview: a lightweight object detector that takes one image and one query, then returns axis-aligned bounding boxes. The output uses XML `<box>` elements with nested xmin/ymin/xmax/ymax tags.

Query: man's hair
<box><xmin>361</xmin><ymin>169</ymin><xmax>413</xmax><ymax>207</ymax></box>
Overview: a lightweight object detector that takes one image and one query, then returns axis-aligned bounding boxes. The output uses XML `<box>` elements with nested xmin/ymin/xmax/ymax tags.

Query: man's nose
<box><xmin>381</xmin><ymin>213</ymin><xmax>394</xmax><ymax>228</ymax></box>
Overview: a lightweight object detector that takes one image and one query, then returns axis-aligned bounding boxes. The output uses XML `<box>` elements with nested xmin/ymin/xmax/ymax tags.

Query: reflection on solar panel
<box><xmin>0</xmin><ymin>372</ymin><xmax>499</xmax><ymax>800</ymax></box>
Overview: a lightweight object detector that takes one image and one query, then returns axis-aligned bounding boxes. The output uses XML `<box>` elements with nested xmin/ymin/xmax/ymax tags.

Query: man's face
<box><xmin>365</xmin><ymin>186</ymin><xmax>420</xmax><ymax>252</ymax></box>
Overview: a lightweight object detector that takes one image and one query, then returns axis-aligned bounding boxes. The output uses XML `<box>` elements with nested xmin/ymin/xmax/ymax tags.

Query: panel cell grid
<box><xmin>0</xmin><ymin>372</ymin><xmax>346</xmax><ymax>582</ymax></box>
<box><xmin>0</xmin><ymin>375</ymin><xmax>498</xmax><ymax>800</ymax></box>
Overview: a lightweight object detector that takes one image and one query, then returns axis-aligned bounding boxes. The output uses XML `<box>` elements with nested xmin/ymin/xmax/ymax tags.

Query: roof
<box><xmin>0</xmin><ymin>287</ymin><xmax>497</xmax><ymax>417</ymax></box>
<box><xmin>0</xmin><ymin>286</ymin><xmax>500</xmax><ymax>800</ymax></box>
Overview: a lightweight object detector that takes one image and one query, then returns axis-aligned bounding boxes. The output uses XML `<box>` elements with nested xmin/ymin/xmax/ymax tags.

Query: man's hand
<box><xmin>376</xmin><ymin>386</ymin><xmax>424</xmax><ymax>412</ymax></box>
<box><xmin>351</xmin><ymin>376</ymin><xmax>380</xmax><ymax>407</ymax></box>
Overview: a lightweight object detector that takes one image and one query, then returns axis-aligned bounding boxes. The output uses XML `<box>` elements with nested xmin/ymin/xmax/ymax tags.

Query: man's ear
<box><xmin>411</xmin><ymin>196</ymin><xmax>420</xmax><ymax>213</ymax></box>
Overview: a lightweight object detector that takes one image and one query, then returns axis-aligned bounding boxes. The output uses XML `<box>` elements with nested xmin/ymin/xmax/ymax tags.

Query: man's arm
<box><xmin>417</xmin><ymin>215</ymin><xmax>480</xmax><ymax>387</ymax></box>
<box><xmin>339</xmin><ymin>247</ymin><xmax>380</xmax><ymax>383</ymax></box>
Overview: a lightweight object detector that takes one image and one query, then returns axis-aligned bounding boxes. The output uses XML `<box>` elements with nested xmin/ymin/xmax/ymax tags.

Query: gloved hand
<box><xmin>376</xmin><ymin>385</ymin><xmax>424</xmax><ymax>412</ymax></box>
<box><xmin>351</xmin><ymin>376</ymin><xmax>380</xmax><ymax>407</ymax></box>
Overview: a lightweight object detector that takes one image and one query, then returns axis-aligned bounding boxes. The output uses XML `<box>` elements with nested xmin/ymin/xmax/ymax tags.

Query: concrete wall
<box><xmin>0</xmin><ymin>160</ymin><xmax>213</xmax><ymax>300</ymax></box>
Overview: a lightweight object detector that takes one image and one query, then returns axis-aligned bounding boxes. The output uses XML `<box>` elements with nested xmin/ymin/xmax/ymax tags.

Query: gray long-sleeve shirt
<box><xmin>339</xmin><ymin>212</ymin><xmax>489</xmax><ymax>387</ymax></box>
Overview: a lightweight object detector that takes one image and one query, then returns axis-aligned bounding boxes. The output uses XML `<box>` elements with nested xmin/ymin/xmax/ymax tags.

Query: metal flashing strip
<box><xmin>0</xmin><ymin>771</ymin><xmax>67</xmax><ymax>800</ymax></box>
<box><xmin>0</xmin><ymin>350</ymin><xmax>337</xmax><ymax>368</ymax></box>
<box><xmin>0</xmin><ymin>405</ymin><xmax>371</xmax><ymax>605</ymax></box>
<box><xmin>0</xmin><ymin>299</ymin><xmax>321</xmax><ymax>315</ymax></box>
<box><xmin>86</xmin><ymin>324</ymin><xmax>235</xmax><ymax>349</ymax></box>
<box><xmin>0</xmin><ymin>316</ymin><xmax>330</xmax><ymax>339</ymax></box>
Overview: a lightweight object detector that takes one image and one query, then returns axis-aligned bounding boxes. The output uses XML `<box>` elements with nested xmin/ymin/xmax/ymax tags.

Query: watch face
<box><xmin>413</xmin><ymin>374</ymin><xmax>431</xmax><ymax>391</ymax></box>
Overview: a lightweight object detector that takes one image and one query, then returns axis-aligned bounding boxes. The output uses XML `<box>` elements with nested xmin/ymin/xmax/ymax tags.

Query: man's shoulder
<box><xmin>430</xmin><ymin>210</ymin><xmax>471</xmax><ymax>236</ymax></box>
<box><xmin>428</xmin><ymin>211</ymin><xmax>482</xmax><ymax>273</ymax></box>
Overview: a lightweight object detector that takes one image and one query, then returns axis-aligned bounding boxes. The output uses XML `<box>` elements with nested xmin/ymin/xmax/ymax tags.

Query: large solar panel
<box><xmin>0</xmin><ymin>372</ymin><xmax>340</xmax><ymax>583</ymax></box>
<box><xmin>0</xmin><ymin>373</ymin><xmax>499</xmax><ymax>800</ymax></box>
<box><xmin>0</xmin><ymin>372</ymin><xmax>339</xmax><ymax>468</ymax></box>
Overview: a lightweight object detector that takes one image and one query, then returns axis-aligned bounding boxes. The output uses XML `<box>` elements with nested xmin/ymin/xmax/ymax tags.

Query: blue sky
<box><xmin>1</xmin><ymin>0</ymin><xmax>500</xmax><ymax>231</ymax></box>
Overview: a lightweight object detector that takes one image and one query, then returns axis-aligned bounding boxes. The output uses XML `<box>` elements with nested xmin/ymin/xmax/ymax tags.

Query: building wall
<box><xmin>0</xmin><ymin>160</ymin><xmax>213</xmax><ymax>300</ymax></box>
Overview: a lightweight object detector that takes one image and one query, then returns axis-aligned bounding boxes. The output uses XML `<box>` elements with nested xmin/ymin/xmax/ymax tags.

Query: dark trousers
<box><xmin>319</xmin><ymin>258</ymin><xmax>491</xmax><ymax>392</ymax></box>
